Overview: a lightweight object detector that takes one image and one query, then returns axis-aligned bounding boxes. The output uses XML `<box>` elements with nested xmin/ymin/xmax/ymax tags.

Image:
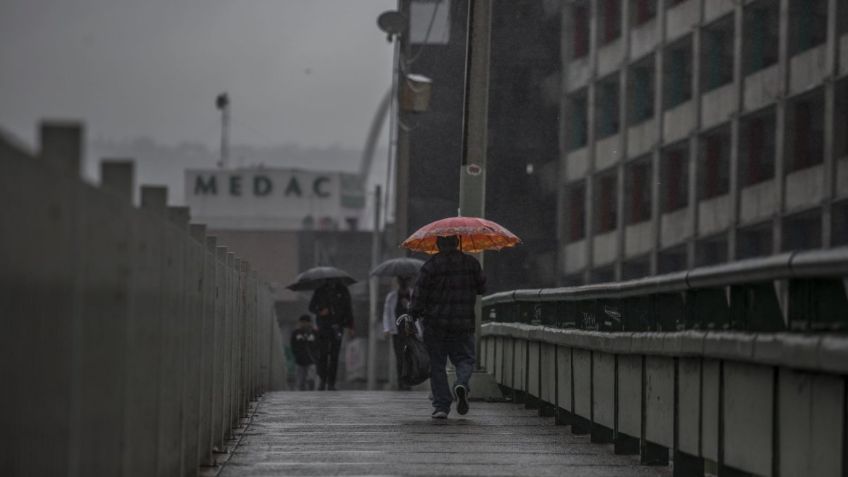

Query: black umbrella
<box><xmin>370</xmin><ymin>257</ymin><xmax>425</xmax><ymax>277</ymax></box>
<box><xmin>286</xmin><ymin>266</ymin><xmax>356</xmax><ymax>291</ymax></box>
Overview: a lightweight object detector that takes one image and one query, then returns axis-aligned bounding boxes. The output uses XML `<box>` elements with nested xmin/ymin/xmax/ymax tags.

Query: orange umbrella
<box><xmin>401</xmin><ymin>216</ymin><xmax>521</xmax><ymax>254</ymax></box>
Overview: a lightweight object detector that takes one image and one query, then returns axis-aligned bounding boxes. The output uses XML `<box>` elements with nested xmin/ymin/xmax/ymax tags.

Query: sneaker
<box><xmin>431</xmin><ymin>409</ymin><xmax>448</xmax><ymax>419</ymax></box>
<box><xmin>454</xmin><ymin>385</ymin><xmax>469</xmax><ymax>415</ymax></box>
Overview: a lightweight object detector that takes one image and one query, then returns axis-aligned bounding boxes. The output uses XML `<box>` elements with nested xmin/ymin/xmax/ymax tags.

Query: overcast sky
<box><xmin>0</xmin><ymin>0</ymin><xmax>396</xmax><ymax>150</ymax></box>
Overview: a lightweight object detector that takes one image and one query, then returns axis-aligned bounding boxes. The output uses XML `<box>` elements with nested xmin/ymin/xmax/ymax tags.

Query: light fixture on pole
<box><xmin>215</xmin><ymin>92</ymin><xmax>230</xmax><ymax>169</ymax></box>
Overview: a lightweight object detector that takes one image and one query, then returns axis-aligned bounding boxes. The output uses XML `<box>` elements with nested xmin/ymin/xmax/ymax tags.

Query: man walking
<box><xmin>409</xmin><ymin>235</ymin><xmax>486</xmax><ymax>419</ymax></box>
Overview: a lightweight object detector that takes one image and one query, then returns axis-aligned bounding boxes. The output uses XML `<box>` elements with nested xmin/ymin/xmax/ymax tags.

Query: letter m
<box><xmin>194</xmin><ymin>175</ymin><xmax>217</xmax><ymax>195</ymax></box>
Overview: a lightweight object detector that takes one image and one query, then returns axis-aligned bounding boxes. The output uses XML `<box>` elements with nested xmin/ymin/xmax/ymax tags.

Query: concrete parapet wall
<box><xmin>0</xmin><ymin>123</ymin><xmax>280</xmax><ymax>476</ymax></box>
<box><xmin>482</xmin><ymin>322</ymin><xmax>847</xmax><ymax>476</ymax></box>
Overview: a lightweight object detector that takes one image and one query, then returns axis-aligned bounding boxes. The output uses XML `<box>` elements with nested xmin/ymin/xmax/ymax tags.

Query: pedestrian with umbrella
<box><xmin>403</xmin><ymin>216</ymin><xmax>520</xmax><ymax>419</ymax></box>
<box><xmin>371</xmin><ymin>258</ymin><xmax>425</xmax><ymax>390</ymax></box>
<box><xmin>287</xmin><ymin>267</ymin><xmax>356</xmax><ymax>391</ymax></box>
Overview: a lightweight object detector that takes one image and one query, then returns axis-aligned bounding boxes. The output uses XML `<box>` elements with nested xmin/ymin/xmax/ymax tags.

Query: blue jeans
<box><xmin>424</xmin><ymin>332</ymin><xmax>475</xmax><ymax>412</ymax></box>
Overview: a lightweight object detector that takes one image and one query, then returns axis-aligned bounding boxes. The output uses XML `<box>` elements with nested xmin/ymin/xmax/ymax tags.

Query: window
<box><xmin>789</xmin><ymin>0</ymin><xmax>827</xmax><ymax>55</ymax></box>
<box><xmin>663</xmin><ymin>36</ymin><xmax>692</xmax><ymax>110</ymax></box>
<box><xmin>631</xmin><ymin>0</ymin><xmax>657</xmax><ymax>26</ymax></box>
<box><xmin>739</xmin><ymin>108</ymin><xmax>776</xmax><ymax>186</ymax></box>
<box><xmin>590</xmin><ymin>265</ymin><xmax>616</xmax><ymax>284</ymax></box>
<box><xmin>832</xmin><ymin>200</ymin><xmax>848</xmax><ymax>247</ymax></box>
<box><xmin>661</xmin><ymin>143</ymin><xmax>689</xmax><ymax>212</ymax></box>
<box><xmin>625</xmin><ymin>156</ymin><xmax>652</xmax><ymax>224</ymax></box>
<box><xmin>700</xmin><ymin>15</ymin><xmax>734</xmax><ymax>92</ymax></box>
<box><xmin>782</xmin><ymin>210</ymin><xmax>822</xmax><ymax>252</ymax></box>
<box><xmin>695</xmin><ymin>234</ymin><xmax>728</xmax><ymax>267</ymax></box>
<box><xmin>658</xmin><ymin>244</ymin><xmax>687</xmax><ymax>274</ymax></box>
<box><xmin>567</xmin><ymin>89</ymin><xmax>589</xmax><ymax>151</ymax></box>
<box><xmin>737</xmin><ymin>222</ymin><xmax>773</xmax><ymax>259</ymax></box>
<box><xmin>786</xmin><ymin>90</ymin><xmax>825</xmax><ymax>172</ymax></box>
<box><xmin>599</xmin><ymin>0</ymin><xmax>622</xmax><ymax>45</ymax></box>
<box><xmin>595</xmin><ymin>169</ymin><xmax>619</xmax><ymax>233</ymax></box>
<box><xmin>572</xmin><ymin>2</ymin><xmax>590</xmax><ymax>59</ymax></box>
<box><xmin>743</xmin><ymin>0</ymin><xmax>780</xmax><ymax>75</ymax></box>
<box><xmin>622</xmin><ymin>256</ymin><xmax>651</xmax><ymax>280</ymax></box>
<box><xmin>567</xmin><ymin>181</ymin><xmax>586</xmax><ymax>242</ymax></box>
<box><xmin>698</xmin><ymin>125</ymin><xmax>731</xmax><ymax>200</ymax></box>
<box><xmin>836</xmin><ymin>79</ymin><xmax>848</xmax><ymax>160</ymax></box>
<box><xmin>628</xmin><ymin>55</ymin><xmax>655</xmax><ymax>125</ymax></box>
<box><xmin>596</xmin><ymin>75</ymin><xmax>620</xmax><ymax>138</ymax></box>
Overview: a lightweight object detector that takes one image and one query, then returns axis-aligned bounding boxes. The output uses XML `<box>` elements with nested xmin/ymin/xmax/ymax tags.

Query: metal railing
<box><xmin>483</xmin><ymin>247</ymin><xmax>848</xmax><ymax>332</ymax></box>
<box><xmin>0</xmin><ymin>122</ymin><xmax>282</xmax><ymax>477</ymax></box>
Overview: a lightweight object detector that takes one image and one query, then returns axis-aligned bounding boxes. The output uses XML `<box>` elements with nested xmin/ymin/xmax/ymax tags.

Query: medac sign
<box><xmin>185</xmin><ymin>168</ymin><xmax>365</xmax><ymax>231</ymax></box>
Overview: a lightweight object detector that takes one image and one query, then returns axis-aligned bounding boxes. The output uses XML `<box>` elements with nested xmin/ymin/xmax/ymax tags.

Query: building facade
<box><xmin>396</xmin><ymin>0</ymin><xmax>562</xmax><ymax>292</ymax></box>
<box><xmin>559</xmin><ymin>0</ymin><xmax>848</xmax><ymax>285</ymax></box>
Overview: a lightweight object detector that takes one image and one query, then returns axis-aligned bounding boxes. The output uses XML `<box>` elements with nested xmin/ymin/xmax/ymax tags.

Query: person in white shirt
<box><xmin>383</xmin><ymin>276</ymin><xmax>413</xmax><ymax>390</ymax></box>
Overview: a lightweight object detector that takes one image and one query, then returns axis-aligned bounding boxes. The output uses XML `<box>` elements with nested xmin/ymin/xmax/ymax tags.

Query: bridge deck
<box><xmin>218</xmin><ymin>391</ymin><xmax>669</xmax><ymax>477</ymax></box>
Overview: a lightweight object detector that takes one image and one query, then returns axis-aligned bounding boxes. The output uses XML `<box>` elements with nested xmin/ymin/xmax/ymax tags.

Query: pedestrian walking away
<box><xmin>309</xmin><ymin>279</ymin><xmax>355</xmax><ymax>391</ymax></box>
<box><xmin>409</xmin><ymin>235</ymin><xmax>486</xmax><ymax>419</ymax></box>
<box><xmin>383</xmin><ymin>276</ymin><xmax>414</xmax><ymax>390</ymax></box>
<box><xmin>290</xmin><ymin>314</ymin><xmax>318</xmax><ymax>391</ymax></box>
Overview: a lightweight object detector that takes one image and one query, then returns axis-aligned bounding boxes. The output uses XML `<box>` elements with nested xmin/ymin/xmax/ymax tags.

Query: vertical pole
<box><xmin>459</xmin><ymin>0</ymin><xmax>492</xmax><ymax>366</ymax></box>
<box><xmin>367</xmin><ymin>186</ymin><xmax>382</xmax><ymax>390</ymax></box>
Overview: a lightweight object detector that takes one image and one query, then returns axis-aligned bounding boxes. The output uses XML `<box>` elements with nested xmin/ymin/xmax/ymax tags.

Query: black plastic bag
<box><xmin>399</xmin><ymin>335</ymin><xmax>430</xmax><ymax>386</ymax></box>
<box><xmin>396</xmin><ymin>314</ymin><xmax>430</xmax><ymax>386</ymax></box>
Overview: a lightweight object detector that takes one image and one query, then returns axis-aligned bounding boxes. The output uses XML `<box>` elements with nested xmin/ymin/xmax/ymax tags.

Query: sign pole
<box><xmin>367</xmin><ymin>185</ymin><xmax>382</xmax><ymax>390</ymax></box>
<box><xmin>459</xmin><ymin>0</ymin><xmax>492</xmax><ymax>369</ymax></box>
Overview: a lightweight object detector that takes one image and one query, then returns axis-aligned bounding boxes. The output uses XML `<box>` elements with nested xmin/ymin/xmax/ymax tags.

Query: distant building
<box><xmin>185</xmin><ymin>167</ymin><xmax>365</xmax><ymax>232</ymax></box>
<box><xmin>184</xmin><ymin>166</ymin><xmax>371</xmax><ymax>312</ymax></box>
<box><xmin>559</xmin><ymin>0</ymin><xmax>848</xmax><ymax>284</ymax></box>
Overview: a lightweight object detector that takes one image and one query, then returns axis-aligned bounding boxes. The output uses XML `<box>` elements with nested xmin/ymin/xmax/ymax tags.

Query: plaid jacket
<box><xmin>409</xmin><ymin>250</ymin><xmax>486</xmax><ymax>335</ymax></box>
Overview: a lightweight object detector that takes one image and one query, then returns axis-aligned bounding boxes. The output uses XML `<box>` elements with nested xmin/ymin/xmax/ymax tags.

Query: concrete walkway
<box><xmin>217</xmin><ymin>391</ymin><xmax>670</xmax><ymax>477</ymax></box>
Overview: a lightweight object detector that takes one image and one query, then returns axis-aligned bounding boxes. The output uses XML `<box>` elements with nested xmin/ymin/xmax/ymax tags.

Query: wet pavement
<box><xmin>217</xmin><ymin>391</ymin><xmax>670</xmax><ymax>477</ymax></box>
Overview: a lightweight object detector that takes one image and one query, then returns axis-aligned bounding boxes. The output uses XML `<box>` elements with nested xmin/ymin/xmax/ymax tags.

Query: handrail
<box><xmin>482</xmin><ymin>247</ymin><xmax>848</xmax><ymax>332</ymax></box>
<box><xmin>484</xmin><ymin>248</ymin><xmax>848</xmax><ymax>305</ymax></box>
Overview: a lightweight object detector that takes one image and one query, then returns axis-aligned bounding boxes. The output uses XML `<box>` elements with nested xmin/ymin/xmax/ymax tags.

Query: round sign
<box><xmin>466</xmin><ymin>164</ymin><xmax>482</xmax><ymax>176</ymax></box>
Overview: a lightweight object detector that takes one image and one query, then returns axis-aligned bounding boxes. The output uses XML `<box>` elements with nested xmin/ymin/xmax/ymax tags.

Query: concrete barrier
<box><xmin>482</xmin><ymin>323</ymin><xmax>848</xmax><ymax>476</ymax></box>
<box><xmin>0</xmin><ymin>122</ymin><xmax>277</xmax><ymax>476</ymax></box>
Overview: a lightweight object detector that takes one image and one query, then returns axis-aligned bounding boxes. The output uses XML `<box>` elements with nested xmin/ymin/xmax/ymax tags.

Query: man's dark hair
<box><xmin>436</xmin><ymin>235</ymin><xmax>459</xmax><ymax>251</ymax></box>
<box><xmin>298</xmin><ymin>314</ymin><xmax>312</xmax><ymax>323</ymax></box>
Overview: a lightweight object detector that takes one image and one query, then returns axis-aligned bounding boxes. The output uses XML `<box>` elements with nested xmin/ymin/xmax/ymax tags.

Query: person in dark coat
<box><xmin>290</xmin><ymin>315</ymin><xmax>318</xmax><ymax>391</ymax></box>
<box><xmin>409</xmin><ymin>235</ymin><xmax>486</xmax><ymax>419</ymax></box>
<box><xmin>309</xmin><ymin>279</ymin><xmax>354</xmax><ymax>391</ymax></box>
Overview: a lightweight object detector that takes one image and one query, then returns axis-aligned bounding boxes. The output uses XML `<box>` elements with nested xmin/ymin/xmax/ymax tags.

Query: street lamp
<box><xmin>215</xmin><ymin>92</ymin><xmax>230</xmax><ymax>169</ymax></box>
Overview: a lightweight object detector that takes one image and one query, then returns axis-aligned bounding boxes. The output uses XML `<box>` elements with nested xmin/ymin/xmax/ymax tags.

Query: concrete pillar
<box><xmin>615</xmin><ymin>0</ymin><xmax>632</xmax><ymax>281</ymax></box>
<box><xmin>728</xmin><ymin>1</ymin><xmax>745</xmax><ymax>261</ymax></box>
<box><xmin>584</xmin><ymin>0</ymin><xmax>600</xmax><ymax>283</ymax></box>
<box><xmin>70</xmin><ymin>162</ymin><xmax>136</xmax><ymax>476</ymax></box>
<box><xmin>100</xmin><ymin>159</ymin><xmax>134</xmax><ymax>204</ymax></box>
<box><xmin>212</xmin><ymin>246</ymin><xmax>227</xmax><ymax>448</ymax></box>
<box><xmin>198</xmin><ymin>236</ymin><xmax>217</xmax><ymax>464</ymax></box>
<box><xmin>12</xmin><ymin>122</ymin><xmax>84</xmax><ymax>476</ymax></box>
<box><xmin>155</xmin><ymin>200</ymin><xmax>185</xmax><ymax>477</ymax></box>
<box><xmin>821</xmin><ymin>0</ymin><xmax>839</xmax><ymax>247</ymax></box>
<box><xmin>773</xmin><ymin>0</ymin><xmax>791</xmax><ymax>253</ymax></box>
<box><xmin>687</xmin><ymin>0</ymin><xmax>705</xmax><ymax>269</ymax></box>
<box><xmin>650</xmin><ymin>0</ymin><xmax>668</xmax><ymax>275</ymax></box>
<box><xmin>124</xmin><ymin>187</ymin><xmax>169</xmax><ymax>477</ymax></box>
<box><xmin>40</xmin><ymin>120</ymin><xmax>83</xmax><ymax>174</ymax></box>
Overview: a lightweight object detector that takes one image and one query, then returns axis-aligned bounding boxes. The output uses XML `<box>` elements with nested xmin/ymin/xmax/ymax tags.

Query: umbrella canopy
<box><xmin>286</xmin><ymin>266</ymin><xmax>356</xmax><ymax>291</ymax></box>
<box><xmin>401</xmin><ymin>216</ymin><xmax>521</xmax><ymax>254</ymax></box>
<box><xmin>370</xmin><ymin>257</ymin><xmax>425</xmax><ymax>277</ymax></box>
